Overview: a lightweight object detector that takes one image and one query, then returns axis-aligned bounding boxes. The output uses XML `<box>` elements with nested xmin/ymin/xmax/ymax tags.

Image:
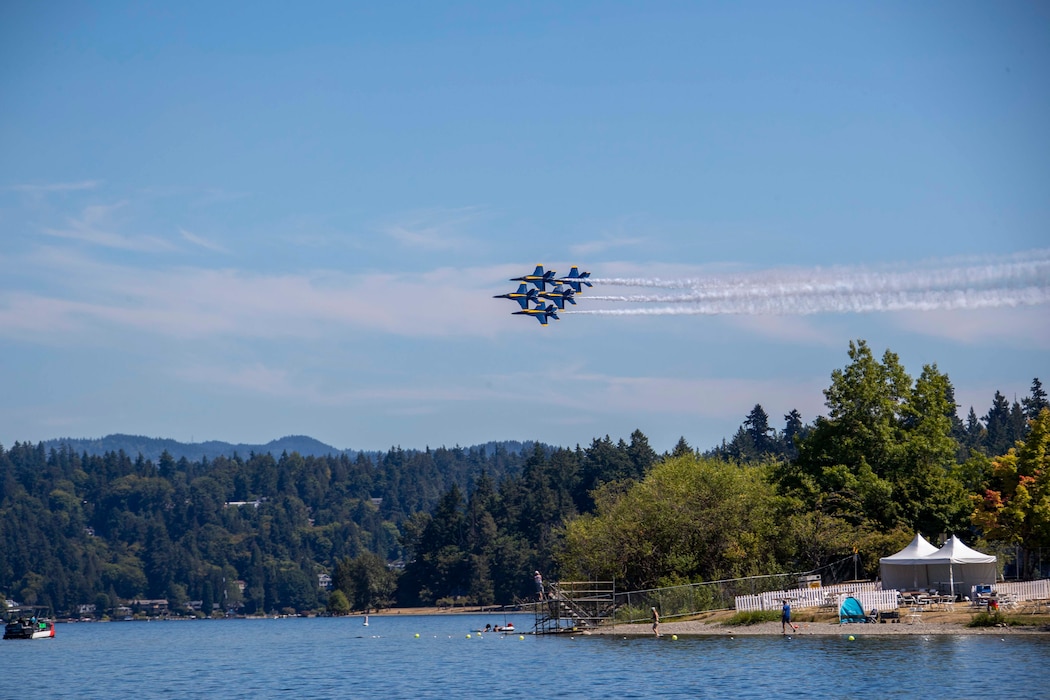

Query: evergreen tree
<box><xmin>964</xmin><ymin>407</ymin><xmax>986</xmax><ymax>454</ymax></box>
<box><xmin>670</xmin><ymin>437</ymin><xmax>693</xmax><ymax>458</ymax></box>
<box><xmin>626</xmin><ymin>429</ymin><xmax>658</xmax><ymax>479</ymax></box>
<box><xmin>744</xmin><ymin>404</ymin><xmax>775</xmax><ymax>456</ymax></box>
<box><xmin>984</xmin><ymin>391</ymin><xmax>1013</xmax><ymax>456</ymax></box>
<box><xmin>777</xmin><ymin>341</ymin><xmax>966</xmax><ymax>534</ymax></box>
<box><xmin>1023</xmin><ymin>378</ymin><xmax>1049</xmax><ymax>422</ymax></box>
<box><xmin>1010</xmin><ymin>400</ymin><xmax>1028</xmax><ymax>443</ymax></box>
<box><xmin>726</xmin><ymin>426</ymin><xmax>755</xmax><ymax>462</ymax></box>
<box><xmin>782</xmin><ymin>409</ymin><xmax>805</xmax><ymax>461</ymax></box>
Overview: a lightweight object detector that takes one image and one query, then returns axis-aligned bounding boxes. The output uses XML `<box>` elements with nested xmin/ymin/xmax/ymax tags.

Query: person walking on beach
<box><xmin>781</xmin><ymin>599</ymin><xmax>792</xmax><ymax>634</ymax></box>
<box><xmin>651</xmin><ymin>607</ymin><xmax>660</xmax><ymax>637</ymax></box>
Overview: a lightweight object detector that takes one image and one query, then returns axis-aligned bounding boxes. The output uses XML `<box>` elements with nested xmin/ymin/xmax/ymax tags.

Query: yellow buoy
<box><xmin>671</xmin><ymin>635</ymin><xmax>678</xmax><ymax>641</ymax></box>
<box><xmin>414</xmin><ymin>633</ymin><xmax>420</xmax><ymax>638</ymax></box>
<box><xmin>848</xmin><ymin>635</ymin><xmax>855</xmax><ymax>641</ymax></box>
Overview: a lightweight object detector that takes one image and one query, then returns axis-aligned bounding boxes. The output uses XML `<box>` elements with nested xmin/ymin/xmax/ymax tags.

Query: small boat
<box><xmin>363</xmin><ymin>615</ymin><xmax>369</xmax><ymax>627</ymax></box>
<box><xmin>3</xmin><ymin>608</ymin><xmax>55</xmax><ymax>640</ymax></box>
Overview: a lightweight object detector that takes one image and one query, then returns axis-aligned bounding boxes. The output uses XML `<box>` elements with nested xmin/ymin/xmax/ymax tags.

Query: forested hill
<box><xmin>41</xmin><ymin>434</ymin><xmax>346</xmax><ymax>463</ymax></box>
<box><xmin>40</xmin><ymin>434</ymin><xmax>533</xmax><ymax>464</ymax></box>
<box><xmin>0</xmin><ymin>433</ymin><xmax>648</xmax><ymax>616</ymax></box>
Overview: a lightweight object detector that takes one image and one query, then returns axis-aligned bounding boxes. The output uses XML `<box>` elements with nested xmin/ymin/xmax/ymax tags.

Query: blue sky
<box><xmin>2</xmin><ymin>1</ymin><xmax>1048</xmax><ymax>453</ymax></box>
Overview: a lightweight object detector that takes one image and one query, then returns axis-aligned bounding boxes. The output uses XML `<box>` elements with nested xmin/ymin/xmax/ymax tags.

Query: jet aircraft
<box><xmin>513</xmin><ymin>303</ymin><xmax>560</xmax><ymax>326</ymax></box>
<box><xmin>493</xmin><ymin>283</ymin><xmax>541</xmax><ymax>310</ymax></box>
<box><xmin>536</xmin><ymin>285</ymin><xmax>576</xmax><ymax>309</ymax></box>
<box><xmin>554</xmin><ymin>266</ymin><xmax>592</xmax><ymax>293</ymax></box>
<box><xmin>510</xmin><ymin>265</ymin><xmax>559</xmax><ymax>291</ymax></box>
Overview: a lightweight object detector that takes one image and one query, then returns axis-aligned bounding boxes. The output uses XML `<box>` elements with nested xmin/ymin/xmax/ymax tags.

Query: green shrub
<box><xmin>968</xmin><ymin>611</ymin><xmax>1006</xmax><ymax>628</ymax></box>
<box><xmin>968</xmin><ymin>611</ymin><xmax>1044</xmax><ymax>628</ymax></box>
<box><xmin>613</xmin><ymin>605</ymin><xmax>652</xmax><ymax>623</ymax></box>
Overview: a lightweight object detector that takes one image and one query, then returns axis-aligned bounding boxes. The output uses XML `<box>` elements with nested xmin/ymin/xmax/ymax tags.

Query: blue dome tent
<box><xmin>839</xmin><ymin>596</ymin><xmax>873</xmax><ymax>624</ymax></box>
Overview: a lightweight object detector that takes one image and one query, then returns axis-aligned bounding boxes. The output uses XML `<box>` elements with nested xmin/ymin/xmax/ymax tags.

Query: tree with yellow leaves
<box><xmin>972</xmin><ymin>408</ymin><xmax>1050</xmax><ymax>578</ymax></box>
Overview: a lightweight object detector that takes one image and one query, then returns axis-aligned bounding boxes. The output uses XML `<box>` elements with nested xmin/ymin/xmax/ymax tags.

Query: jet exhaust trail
<box><xmin>573</xmin><ymin>287</ymin><xmax>1050</xmax><ymax>316</ymax></box>
<box><xmin>578</xmin><ymin>251</ymin><xmax>1050</xmax><ymax>316</ymax></box>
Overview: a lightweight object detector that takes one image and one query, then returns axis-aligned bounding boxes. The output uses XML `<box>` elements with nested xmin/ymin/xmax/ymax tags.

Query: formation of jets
<box><xmin>495</xmin><ymin>265</ymin><xmax>592</xmax><ymax>326</ymax></box>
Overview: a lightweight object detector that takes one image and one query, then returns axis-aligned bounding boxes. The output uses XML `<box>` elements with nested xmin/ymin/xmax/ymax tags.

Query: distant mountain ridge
<box><xmin>40</xmin><ymin>434</ymin><xmax>350</xmax><ymax>463</ymax></box>
<box><xmin>38</xmin><ymin>434</ymin><xmax>535</xmax><ymax>463</ymax></box>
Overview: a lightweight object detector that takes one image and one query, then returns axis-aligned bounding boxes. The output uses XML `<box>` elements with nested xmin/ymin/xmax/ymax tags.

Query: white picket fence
<box><xmin>736</xmin><ymin>578</ymin><xmax>1050</xmax><ymax>615</ymax></box>
<box><xmin>985</xmin><ymin>579</ymin><xmax>1050</xmax><ymax>601</ymax></box>
<box><xmin>848</xmin><ymin>590</ymin><xmax>901</xmax><ymax>613</ymax></box>
<box><xmin>735</xmin><ymin>581</ymin><xmax>885</xmax><ymax>613</ymax></box>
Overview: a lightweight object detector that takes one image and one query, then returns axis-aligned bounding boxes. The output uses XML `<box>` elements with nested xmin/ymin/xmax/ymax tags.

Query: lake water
<box><xmin>3</xmin><ymin>614</ymin><xmax>1048</xmax><ymax>698</ymax></box>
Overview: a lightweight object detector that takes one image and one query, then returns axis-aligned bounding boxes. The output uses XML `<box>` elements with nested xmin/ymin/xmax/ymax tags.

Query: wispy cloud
<box><xmin>9</xmin><ymin>180</ymin><xmax>102</xmax><ymax>193</ymax></box>
<box><xmin>179</xmin><ymin>228</ymin><xmax>229</xmax><ymax>254</ymax></box>
<box><xmin>41</xmin><ymin>202</ymin><xmax>176</xmax><ymax>252</ymax></box>
<box><xmin>0</xmin><ymin>249</ymin><xmax>505</xmax><ymax>342</ymax></box>
<box><xmin>382</xmin><ymin>207</ymin><xmax>486</xmax><ymax>250</ymax></box>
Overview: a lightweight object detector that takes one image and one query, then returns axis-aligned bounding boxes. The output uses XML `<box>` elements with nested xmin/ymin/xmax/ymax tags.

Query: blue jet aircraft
<box><xmin>510</xmin><ymin>265</ymin><xmax>559</xmax><ymax>291</ymax></box>
<box><xmin>493</xmin><ymin>283</ymin><xmax>541</xmax><ymax>310</ymax></box>
<box><xmin>513</xmin><ymin>303</ymin><xmax>560</xmax><ymax>326</ymax></box>
<box><xmin>554</xmin><ymin>266</ymin><xmax>592</xmax><ymax>293</ymax></box>
<box><xmin>536</xmin><ymin>285</ymin><xmax>576</xmax><ymax>309</ymax></box>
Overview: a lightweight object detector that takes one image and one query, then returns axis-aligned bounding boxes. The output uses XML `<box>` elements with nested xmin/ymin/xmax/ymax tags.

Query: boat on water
<box><xmin>3</xmin><ymin>608</ymin><xmax>55</xmax><ymax>640</ymax></box>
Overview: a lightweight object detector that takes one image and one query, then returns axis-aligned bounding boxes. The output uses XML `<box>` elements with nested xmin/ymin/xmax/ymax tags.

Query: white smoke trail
<box><xmin>574</xmin><ymin>250</ymin><xmax>1050</xmax><ymax>316</ymax></box>
<box><xmin>571</xmin><ymin>287</ymin><xmax>1050</xmax><ymax>316</ymax></box>
<box><xmin>590</xmin><ymin>253</ymin><xmax>1050</xmax><ymax>293</ymax></box>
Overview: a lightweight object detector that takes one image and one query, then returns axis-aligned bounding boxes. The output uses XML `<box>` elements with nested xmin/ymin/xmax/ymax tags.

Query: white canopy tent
<box><xmin>879</xmin><ymin>533</ymin><xmax>940</xmax><ymax>590</ymax></box>
<box><xmin>880</xmin><ymin>534</ymin><xmax>997</xmax><ymax>595</ymax></box>
<box><xmin>925</xmin><ymin>535</ymin><xmax>998</xmax><ymax>596</ymax></box>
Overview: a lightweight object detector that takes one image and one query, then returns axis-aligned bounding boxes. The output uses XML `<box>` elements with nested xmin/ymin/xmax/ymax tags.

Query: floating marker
<box><xmin>848</xmin><ymin>635</ymin><xmax>855</xmax><ymax>641</ymax></box>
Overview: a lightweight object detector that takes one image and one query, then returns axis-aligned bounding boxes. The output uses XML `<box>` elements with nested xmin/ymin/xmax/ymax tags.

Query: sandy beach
<box><xmin>596</xmin><ymin>609</ymin><xmax>1050</xmax><ymax>637</ymax></box>
<box><xmin>365</xmin><ymin>606</ymin><xmax>1050</xmax><ymax>636</ymax></box>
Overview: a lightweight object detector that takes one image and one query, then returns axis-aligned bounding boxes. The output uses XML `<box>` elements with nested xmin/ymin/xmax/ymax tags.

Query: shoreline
<box><xmin>367</xmin><ymin>607</ymin><xmax>1050</xmax><ymax>635</ymax></box>
<box><xmin>597</xmin><ymin>619</ymin><xmax>1050</xmax><ymax>636</ymax></box>
<box><xmin>599</xmin><ymin>608</ymin><xmax>1050</xmax><ymax>637</ymax></box>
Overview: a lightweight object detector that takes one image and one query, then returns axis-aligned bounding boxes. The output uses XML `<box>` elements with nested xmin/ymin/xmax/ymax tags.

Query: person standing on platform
<box><xmin>534</xmin><ymin>571</ymin><xmax>545</xmax><ymax>601</ymax></box>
